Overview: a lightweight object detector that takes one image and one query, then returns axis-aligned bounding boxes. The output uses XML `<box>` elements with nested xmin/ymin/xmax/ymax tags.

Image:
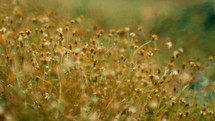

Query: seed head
<box><xmin>209</xmin><ymin>56</ymin><xmax>214</xmax><ymax>61</ymax></box>
<box><xmin>130</xmin><ymin>32</ymin><xmax>135</xmax><ymax>37</ymax></box>
<box><xmin>137</xmin><ymin>26</ymin><xmax>143</xmax><ymax>31</ymax></box>
<box><xmin>152</xmin><ymin>34</ymin><xmax>158</xmax><ymax>40</ymax></box>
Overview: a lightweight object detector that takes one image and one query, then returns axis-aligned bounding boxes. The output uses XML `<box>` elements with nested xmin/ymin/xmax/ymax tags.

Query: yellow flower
<box><xmin>209</xmin><ymin>56</ymin><xmax>214</xmax><ymax>61</ymax></box>
<box><xmin>152</xmin><ymin>34</ymin><xmax>158</xmax><ymax>40</ymax></box>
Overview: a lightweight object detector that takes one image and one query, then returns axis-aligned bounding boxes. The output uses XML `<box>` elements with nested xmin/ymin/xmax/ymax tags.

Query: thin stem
<box><xmin>132</xmin><ymin>39</ymin><xmax>153</xmax><ymax>58</ymax></box>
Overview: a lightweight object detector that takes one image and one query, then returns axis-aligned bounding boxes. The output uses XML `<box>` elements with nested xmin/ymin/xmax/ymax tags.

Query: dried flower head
<box><xmin>152</xmin><ymin>34</ymin><xmax>158</xmax><ymax>40</ymax></box>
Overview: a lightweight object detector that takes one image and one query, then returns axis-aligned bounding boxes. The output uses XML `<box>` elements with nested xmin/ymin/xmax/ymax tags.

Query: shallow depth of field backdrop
<box><xmin>0</xmin><ymin>0</ymin><xmax>215</xmax><ymax>121</ymax></box>
<box><xmin>2</xmin><ymin>0</ymin><xmax>214</xmax><ymax>58</ymax></box>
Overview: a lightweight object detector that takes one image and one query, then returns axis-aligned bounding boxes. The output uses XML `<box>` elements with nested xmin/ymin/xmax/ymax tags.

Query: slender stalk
<box><xmin>132</xmin><ymin>39</ymin><xmax>152</xmax><ymax>59</ymax></box>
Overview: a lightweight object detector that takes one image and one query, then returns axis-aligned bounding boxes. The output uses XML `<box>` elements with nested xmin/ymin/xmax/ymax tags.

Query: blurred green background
<box><xmin>4</xmin><ymin>0</ymin><xmax>213</xmax><ymax>57</ymax></box>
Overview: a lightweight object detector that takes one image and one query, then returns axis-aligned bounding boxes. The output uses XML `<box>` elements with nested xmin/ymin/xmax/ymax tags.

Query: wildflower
<box><xmin>165</xmin><ymin>41</ymin><xmax>173</xmax><ymax>49</ymax></box>
<box><xmin>44</xmin><ymin>93</ymin><xmax>50</xmax><ymax>100</ymax></box>
<box><xmin>170</xmin><ymin>101</ymin><xmax>176</xmax><ymax>106</ymax></box>
<box><xmin>134</xmin><ymin>39</ymin><xmax>139</xmax><ymax>44</ymax></box>
<box><xmin>184</xmin><ymin>103</ymin><xmax>189</xmax><ymax>107</ymax></box>
<box><xmin>40</xmin><ymin>28</ymin><xmax>44</xmax><ymax>34</ymax></box>
<box><xmin>32</xmin><ymin>17</ymin><xmax>37</xmax><ymax>23</ymax></box>
<box><xmin>97</xmin><ymin>32</ymin><xmax>101</xmax><ymax>38</ymax></box>
<box><xmin>209</xmin><ymin>56</ymin><xmax>214</xmax><ymax>61</ymax></box>
<box><xmin>179</xmin><ymin>73</ymin><xmax>191</xmax><ymax>84</ymax></box>
<box><xmin>135</xmin><ymin>87</ymin><xmax>142</xmax><ymax>93</ymax></box>
<box><xmin>128</xmin><ymin>106</ymin><xmax>136</xmax><ymax>114</ymax></box>
<box><xmin>43</xmin><ymin>33</ymin><xmax>48</xmax><ymax>38</ymax></box>
<box><xmin>178</xmin><ymin>48</ymin><xmax>184</xmax><ymax>53</ymax></box>
<box><xmin>154</xmin><ymin>47</ymin><xmax>159</xmax><ymax>52</ymax></box>
<box><xmin>72</xmin><ymin>30</ymin><xmax>76</xmax><ymax>36</ymax></box>
<box><xmin>35</xmin><ymin>28</ymin><xmax>39</xmax><ymax>33</ymax></box>
<box><xmin>0</xmin><ymin>27</ymin><xmax>6</xmax><ymax>33</ymax></box>
<box><xmin>147</xmin><ymin>51</ymin><xmax>153</xmax><ymax>57</ymax></box>
<box><xmin>124</xmin><ymin>27</ymin><xmax>130</xmax><ymax>32</ymax></box>
<box><xmin>156</xmin><ymin>68</ymin><xmax>161</xmax><ymax>74</ymax></box>
<box><xmin>17</xmin><ymin>35</ymin><xmax>23</xmax><ymax>41</ymax></box>
<box><xmin>70</xmin><ymin>19</ymin><xmax>75</xmax><ymax>25</ymax></box>
<box><xmin>139</xmin><ymin>49</ymin><xmax>144</xmax><ymax>56</ymax></box>
<box><xmin>172</xmin><ymin>51</ymin><xmax>179</xmax><ymax>60</ymax></box>
<box><xmin>75</xmin><ymin>17</ymin><xmax>82</xmax><ymax>23</ymax></box>
<box><xmin>148</xmin><ymin>99</ymin><xmax>158</xmax><ymax>109</ymax></box>
<box><xmin>93</xmin><ymin>58</ymin><xmax>98</xmax><ymax>66</ymax></box>
<box><xmin>130</xmin><ymin>32</ymin><xmax>135</xmax><ymax>37</ymax></box>
<box><xmin>182</xmin><ymin>62</ymin><xmax>186</xmax><ymax>69</ymax></box>
<box><xmin>40</xmin><ymin>56</ymin><xmax>51</xmax><ymax>63</ymax></box>
<box><xmin>44</xmin><ymin>41</ymin><xmax>51</xmax><ymax>46</ymax></box>
<box><xmin>179</xmin><ymin>112</ymin><xmax>184</xmax><ymax>118</ymax></box>
<box><xmin>108</xmin><ymin>33</ymin><xmax>113</xmax><ymax>38</ymax></box>
<box><xmin>99</xmin><ymin>29</ymin><xmax>104</xmax><ymax>34</ymax></box>
<box><xmin>110</xmin><ymin>28</ymin><xmax>115</xmax><ymax>34</ymax></box>
<box><xmin>152</xmin><ymin>34</ymin><xmax>158</xmax><ymax>40</ymax></box>
<box><xmin>170</xmin><ymin>70</ymin><xmax>179</xmax><ymax>76</ymax></box>
<box><xmin>149</xmin><ymin>73</ymin><xmax>154</xmax><ymax>80</ymax></box>
<box><xmin>65</xmin><ymin>49</ymin><xmax>71</xmax><ymax>55</ymax></box>
<box><xmin>153</xmin><ymin>88</ymin><xmax>158</xmax><ymax>94</ymax></box>
<box><xmin>137</xmin><ymin>26</ymin><xmax>143</xmax><ymax>31</ymax></box>
<box><xmin>163</xmin><ymin>96</ymin><xmax>167</xmax><ymax>100</ymax></box>
<box><xmin>59</xmin><ymin>32</ymin><xmax>64</xmax><ymax>38</ymax></box>
<box><xmin>168</xmin><ymin>62</ymin><xmax>174</xmax><ymax>69</ymax></box>
<box><xmin>147</xmin><ymin>95</ymin><xmax>152</xmax><ymax>99</ymax></box>
<box><xmin>64</xmin><ymin>26</ymin><xmax>69</xmax><ymax>32</ymax></box>
<box><xmin>166</xmin><ymin>37</ymin><xmax>171</xmax><ymax>41</ymax></box>
<box><xmin>208</xmin><ymin>110</ymin><xmax>214</xmax><ymax>115</ymax></box>
<box><xmin>200</xmin><ymin>111</ymin><xmax>206</xmax><ymax>116</ymax></box>
<box><xmin>117</xmin><ymin>29</ymin><xmax>126</xmax><ymax>36</ymax></box>
<box><xmin>120</xmin><ymin>55</ymin><xmax>126</xmax><ymax>61</ymax></box>
<box><xmin>190</xmin><ymin>62</ymin><xmax>196</xmax><ymax>67</ymax></box>
<box><xmin>25</xmin><ymin>29</ymin><xmax>31</xmax><ymax>35</ymax></box>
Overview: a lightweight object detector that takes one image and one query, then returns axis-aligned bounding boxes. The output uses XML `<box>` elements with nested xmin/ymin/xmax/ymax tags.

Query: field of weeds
<box><xmin>0</xmin><ymin>0</ymin><xmax>215</xmax><ymax>121</ymax></box>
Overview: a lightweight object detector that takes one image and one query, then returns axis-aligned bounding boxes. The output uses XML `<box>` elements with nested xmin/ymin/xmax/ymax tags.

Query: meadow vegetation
<box><xmin>0</xmin><ymin>0</ymin><xmax>214</xmax><ymax>121</ymax></box>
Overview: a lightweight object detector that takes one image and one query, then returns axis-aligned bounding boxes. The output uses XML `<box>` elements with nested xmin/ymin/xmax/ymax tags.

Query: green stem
<box><xmin>132</xmin><ymin>39</ymin><xmax>152</xmax><ymax>58</ymax></box>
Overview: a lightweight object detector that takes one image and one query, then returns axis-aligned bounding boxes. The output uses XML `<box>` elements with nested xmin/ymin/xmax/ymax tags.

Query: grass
<box><xmin>0</xmin><ymin>0</ymin><xmax>215</xmax><ymax>121</ymax></box>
